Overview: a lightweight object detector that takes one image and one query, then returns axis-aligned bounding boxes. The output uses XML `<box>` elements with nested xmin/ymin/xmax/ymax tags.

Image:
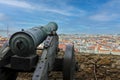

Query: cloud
<box><xmin>0</xmin><ymin>0</ymin><xmax>84</xmax><ymax>16</ymax></box>
<box><xmin>0</xmin><ymin>0</ymin><xmax>34</xmax><ymax>9</ymax></box>
<box><xmin>0</xmin><ymin>0</ymin><xmax>70</xmax><ymax>16</ymax></box>
<box><xmin>35</xmin><ymin>5</ymin><xmax>73</xmax><ymax>16</ymax></box>
<box><xmin>90</xmin><ymin>13</ymin><xmax>118</xmax><ymax>21</ymax></box>
<box><xmin>89</xmin><ymin>0</ymin><xmax>120</xmax><ymax>22</ymax></box>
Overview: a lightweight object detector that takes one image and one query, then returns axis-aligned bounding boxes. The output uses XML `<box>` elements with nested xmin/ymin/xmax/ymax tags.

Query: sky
<box><xmin>0</xmin><ymin>0</ymin><xmax>120</xmax><ymax>36</ymax></box>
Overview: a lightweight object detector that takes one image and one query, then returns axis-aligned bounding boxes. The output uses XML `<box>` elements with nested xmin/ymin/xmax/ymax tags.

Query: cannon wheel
<box><xmin>0</xmin><ymin>68</ymin><xmax>18</xmax><ymax>80</ymax></box>
<box><xmin>63</xmin><ymin>44</ymin><xmax>75</xmax><ymax>80</ymax></box>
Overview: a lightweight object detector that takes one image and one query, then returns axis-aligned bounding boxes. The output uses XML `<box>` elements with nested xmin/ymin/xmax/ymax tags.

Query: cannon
<box><xmin>0</xmin><ymin>22</ymin><xmax>78</xmax><ymax>80</ymax></box>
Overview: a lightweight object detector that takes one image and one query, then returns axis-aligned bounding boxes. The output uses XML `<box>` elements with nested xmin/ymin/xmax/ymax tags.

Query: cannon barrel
<box><xmin>9</xmin><ymin>22</ymin><xmax>58</xmax><ymax>57</ymax></box>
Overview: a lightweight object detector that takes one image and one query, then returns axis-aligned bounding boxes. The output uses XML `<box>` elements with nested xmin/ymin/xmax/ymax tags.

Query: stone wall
<box><xmin>17</xmin><ymin>53</ymin><xmax>120</xmax><ymax>80</ymax></box>
<box><xmin>75</xmin><ymin>53</ymin><xmax>120</xmax><ymax>80</ymax></box>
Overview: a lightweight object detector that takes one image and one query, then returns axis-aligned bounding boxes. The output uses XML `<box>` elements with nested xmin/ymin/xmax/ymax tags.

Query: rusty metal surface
<box><xmin>32</xmin><ymin>35</ymin><xmax>58</xmax><ymax>80</ymax></box>
<box><xmin>0</xmin><ymin>42</ymin><xmax>14</xmax><ymax>67</ymax></box>
<box><xmin>63</xmin><ymin>44</ymin><xmax>75</xmax><ymax>80</ymax></box>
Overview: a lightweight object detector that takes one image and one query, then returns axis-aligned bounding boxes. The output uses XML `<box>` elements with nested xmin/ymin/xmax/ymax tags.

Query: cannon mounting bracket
<box><xmin>11</xmin><ymin>55</ymin><xmax>38</xmax><ymax>71</ymax></box>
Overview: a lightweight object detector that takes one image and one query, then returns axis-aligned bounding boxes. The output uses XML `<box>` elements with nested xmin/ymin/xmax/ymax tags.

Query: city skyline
<box><xmin>0</xmin><ymin>0</ymin><xmax>120</xmax><ymax>35</ymax></box>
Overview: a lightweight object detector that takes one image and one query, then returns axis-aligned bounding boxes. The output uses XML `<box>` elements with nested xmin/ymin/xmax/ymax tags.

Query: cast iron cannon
<box><xmin>0</xmin><ymin>22</ymin><xmax>78</xmax><ymax>80</ymax></box>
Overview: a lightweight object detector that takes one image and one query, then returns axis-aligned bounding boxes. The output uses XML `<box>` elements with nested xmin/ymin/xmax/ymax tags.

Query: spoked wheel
<box><xmin>0</xmin><ymin>68</ymin><xmax>18</xmax><ymax>80</ymax></box>
<box><xmin>63</xmin><ymin>44</ymin><xmax>75</xmax><ymax>80</ymax></box>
